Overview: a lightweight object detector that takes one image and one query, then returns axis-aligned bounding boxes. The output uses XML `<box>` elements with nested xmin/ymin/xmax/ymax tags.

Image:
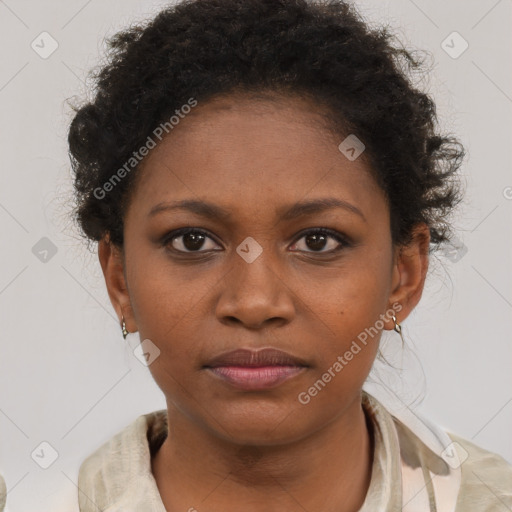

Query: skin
<box><xmin>98</xmin><ymin>93</ymin><xmax>430</xmax><ymax>512</ymax></box>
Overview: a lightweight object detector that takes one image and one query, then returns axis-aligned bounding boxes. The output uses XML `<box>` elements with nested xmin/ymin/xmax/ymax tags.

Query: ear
<box><xmin>385</xmin><ymin>223</ymin><xmax>430</xmax><ymax>329</ymax></box>
<box><xmin>98</xmin><ymin>236</ymin><xmax>137</xmax><ymax>334</ymax></box>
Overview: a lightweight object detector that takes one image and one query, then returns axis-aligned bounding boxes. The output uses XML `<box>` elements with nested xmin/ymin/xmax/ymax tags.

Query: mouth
<box><xmin>203</xmin><ymin>348</ymin><xmax>309</xmax><ymax>391</ymax></box>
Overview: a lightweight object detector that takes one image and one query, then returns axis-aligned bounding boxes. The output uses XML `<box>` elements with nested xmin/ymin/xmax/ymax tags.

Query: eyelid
<box><xmin>161</xmin><ymin>226</ymin><xmax>351</xmax><ymax>255</ymax></box>
<box><xmin>290</xmin><ymin>227</ymin><xmax>351</xmax><ymax>252</ymax></box>
<box><xmin>161</xmin><ymin>227</ymin><xmax>222</xmax><ymax>252</ymax></box>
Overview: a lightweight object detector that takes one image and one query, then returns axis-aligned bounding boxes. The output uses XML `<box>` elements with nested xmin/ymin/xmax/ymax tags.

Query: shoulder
<box><xmin>77</xmin><ymin>410</ymin><xmax>167</xmax><ymax>510</ymax></box>
<box><xmin>365</xmin><ymin>391</ymin><xmax>512</xmax><ymax>511</ymax></box>
<box><xmin>0</xmin><ymin>472</ymin><xmax>6</xmax><ymax>512</ymax></box>
<box><xmin>79</xmin><ymin>414</ymin><xmax>147</xmax><ymax>477</ymax></box>
<box><xmin>448</xmin><ymin>432</ymin><xmax>512</xmax><ymax>511</ymax></box>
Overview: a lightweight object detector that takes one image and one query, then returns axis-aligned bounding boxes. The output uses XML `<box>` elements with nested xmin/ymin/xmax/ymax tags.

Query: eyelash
<box><xmin>161</xmin><ymin>227</ymin><xmax>351</xmax><ymax>255</ymax></box>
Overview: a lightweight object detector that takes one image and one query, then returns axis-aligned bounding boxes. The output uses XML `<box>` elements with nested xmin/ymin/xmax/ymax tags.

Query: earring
<box><xmin>391</xmin><ymin>314</ymin><xmax>405</xmax><ymax>345</ymax></box>
<box><xmin>121</xmin><ymin>315</ymin><xmax>129</xmax><ymax>339</ymax></box>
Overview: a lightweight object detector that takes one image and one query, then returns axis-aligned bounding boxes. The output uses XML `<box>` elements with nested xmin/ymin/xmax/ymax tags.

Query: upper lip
<box><xmin>204</xmin><ymin>348</ymin><xmax>309</xmax><ymax>368</ymax></box>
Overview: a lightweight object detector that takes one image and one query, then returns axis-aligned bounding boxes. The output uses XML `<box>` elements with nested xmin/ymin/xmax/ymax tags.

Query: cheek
<box><xmin>127</xmin><ymin>251</ymin><xmax>202</xmax><ymax>336</ymax></box>
<box><xmin>301</xmin><ymin>257</ymin><xmax>391</xmax><ymax>340</ymax></box>
<box><xmin>126</xmin><ymin>271</ymin><xmax>203</xmax><ymax>388</ymax></box>
<box><xmin>295</xmin><ymin>287</ymin><xmax>383</xmax><ymax>418</ymax></box>
<box><xmin>295</xmin><ymin>259</ymin><xmax>390</xmax><ymax>388</ymax></box>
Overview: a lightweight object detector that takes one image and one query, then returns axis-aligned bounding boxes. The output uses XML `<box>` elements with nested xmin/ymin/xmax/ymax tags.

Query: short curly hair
<box><xmin>67</xmin><ymin>0</ymin><xmax>465</xmax><ymax>252</ymax></box>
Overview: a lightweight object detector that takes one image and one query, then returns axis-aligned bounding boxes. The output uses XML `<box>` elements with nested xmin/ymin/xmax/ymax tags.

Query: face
<box><xmin>100</xmin><ymin>93</ymin><xmax>429</xmax><ymax>445</ymax></box>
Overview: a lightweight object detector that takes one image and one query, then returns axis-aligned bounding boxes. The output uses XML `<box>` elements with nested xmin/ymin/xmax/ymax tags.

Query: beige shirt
<box><xmin>78</xmin><ymin>392</ymin><xmax>512</xmax><ymax>511</ymax></box>
<box><xmin>0</xmin><ymin>473</ymin><xmax>5</xmax><ymax>512</ymax></box>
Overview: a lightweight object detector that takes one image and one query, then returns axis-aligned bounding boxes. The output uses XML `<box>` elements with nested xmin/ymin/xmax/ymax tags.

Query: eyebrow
<box><xmin>148</xmin><ymin>197</ymin><xmax>366</xmax><ymax>222</ymax></box>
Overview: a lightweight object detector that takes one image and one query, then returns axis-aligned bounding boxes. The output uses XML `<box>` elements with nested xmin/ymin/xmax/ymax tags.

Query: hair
<box><xmin>67</xmin><ymin>0</ymin><xmax>465</xmax><ymax>253</ymax></box>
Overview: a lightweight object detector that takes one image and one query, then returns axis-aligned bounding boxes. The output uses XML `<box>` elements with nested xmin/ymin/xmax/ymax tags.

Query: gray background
<box><xmin>0</xmin><ymin>0</ymin><xmax>511</xmax><ymax>510</ymax></box>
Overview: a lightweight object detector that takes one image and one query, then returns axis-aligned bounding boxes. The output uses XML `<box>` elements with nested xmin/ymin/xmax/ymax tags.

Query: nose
<box><xmin>215</xmin><ymin>248</ymin><xmax>295</xmax><ymax>330</ymax></box>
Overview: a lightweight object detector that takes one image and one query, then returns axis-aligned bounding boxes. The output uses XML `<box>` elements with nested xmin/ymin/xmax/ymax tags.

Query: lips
<box><xmin>204</xmin><ymin>348</ymin><xmax>308</xmax><ymax>368</ymax></box>
<box><xmin>203</xmin><ymin>348</ymin><xmax>308</xmax><ymax>390</ymax></box>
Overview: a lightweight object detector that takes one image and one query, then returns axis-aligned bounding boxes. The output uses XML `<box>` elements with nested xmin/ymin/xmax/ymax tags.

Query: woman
<box><xmin>67</xmin><ymin>0</ymin><xmax>512</xmax><ymax>510</ymax></box>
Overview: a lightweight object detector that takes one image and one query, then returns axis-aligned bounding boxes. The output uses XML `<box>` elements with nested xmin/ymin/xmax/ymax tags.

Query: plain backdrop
<box><xmin>0</xmin><ymin>0</ymin><xmax>511</xmax><ymax>510</ymax></box>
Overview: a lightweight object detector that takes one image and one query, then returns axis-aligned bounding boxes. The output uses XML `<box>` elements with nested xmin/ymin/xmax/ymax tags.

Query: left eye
<box><xmin>290</xmin><ymin>228</ymin><xmax>348</xmax><ymax>253</ymax></box>
<box><xmin>163</xmin><ymin>228</ymin><xmax>349</xmax><ymax>254</ymax></box>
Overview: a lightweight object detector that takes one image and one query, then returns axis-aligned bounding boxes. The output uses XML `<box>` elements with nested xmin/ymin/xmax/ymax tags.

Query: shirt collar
<box><xmin>359</xmin><ymin>391</ymin><xmax>403</xmax><ymax>511</ymax></box>
<box><xmin>78</xmin><ymin>392</ymin><xmax>425</xmax><ymax>511</ymax></box>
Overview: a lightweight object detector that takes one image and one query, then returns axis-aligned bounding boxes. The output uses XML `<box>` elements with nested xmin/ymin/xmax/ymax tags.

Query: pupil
<box><xmin>306</xmin><ymin>233</ymin><xmax>327</xmax><ymax>251</ymax></box>
<box><xmin>180</xmin><ymin>233</ymin><xmax>329</xmax><ymax>252</ymax></box>
<box><xmin>183</xmin><ymin>232</ymin><xmax>205</xmax><ymax>251</ymax></box>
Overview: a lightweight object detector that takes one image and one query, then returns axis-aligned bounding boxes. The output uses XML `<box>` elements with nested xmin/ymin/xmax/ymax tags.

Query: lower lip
<box><xmin>206</xmin><ymin>365</ymin><xmax>305</xmax><ymax>390</ymax></box>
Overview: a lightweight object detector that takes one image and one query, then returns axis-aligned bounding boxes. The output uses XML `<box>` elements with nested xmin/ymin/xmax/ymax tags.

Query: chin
<box><xmin>200</xmin><ymin>402</ymin><xmax>315</xmax><ymax>447</ymax></box>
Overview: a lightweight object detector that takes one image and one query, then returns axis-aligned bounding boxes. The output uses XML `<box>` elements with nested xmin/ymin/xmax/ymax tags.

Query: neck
<box><xmin>152</xmin><ymin>393</ymin><xmax>374</xmax><ymax>512</ymax></box>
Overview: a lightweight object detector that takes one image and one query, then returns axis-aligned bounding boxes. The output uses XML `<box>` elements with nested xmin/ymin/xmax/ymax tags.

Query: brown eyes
<box><xmin>161</xmin><ymin>227</ymin><xmax>351</xmax><ymax>256</ymax></box>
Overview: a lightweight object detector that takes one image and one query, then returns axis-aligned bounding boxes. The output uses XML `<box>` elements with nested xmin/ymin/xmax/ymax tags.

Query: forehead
<box><xmin>128</xmin><ymin>94</ymin><xmax>388</xmax><ymax>223</ymax></box>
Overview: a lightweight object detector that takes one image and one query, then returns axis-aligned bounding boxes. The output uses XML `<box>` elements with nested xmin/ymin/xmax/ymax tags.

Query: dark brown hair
<box><xmin>67</xmin><ymin>0</ymin><xmax>464</xmax><ymax>251</ymax></box>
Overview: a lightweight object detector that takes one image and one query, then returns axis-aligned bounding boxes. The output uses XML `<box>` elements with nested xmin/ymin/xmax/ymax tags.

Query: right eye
<box><xmin>162</xmin><ymin>228</ymin><xmax>222</xmax><ymax>253</ymax></box>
